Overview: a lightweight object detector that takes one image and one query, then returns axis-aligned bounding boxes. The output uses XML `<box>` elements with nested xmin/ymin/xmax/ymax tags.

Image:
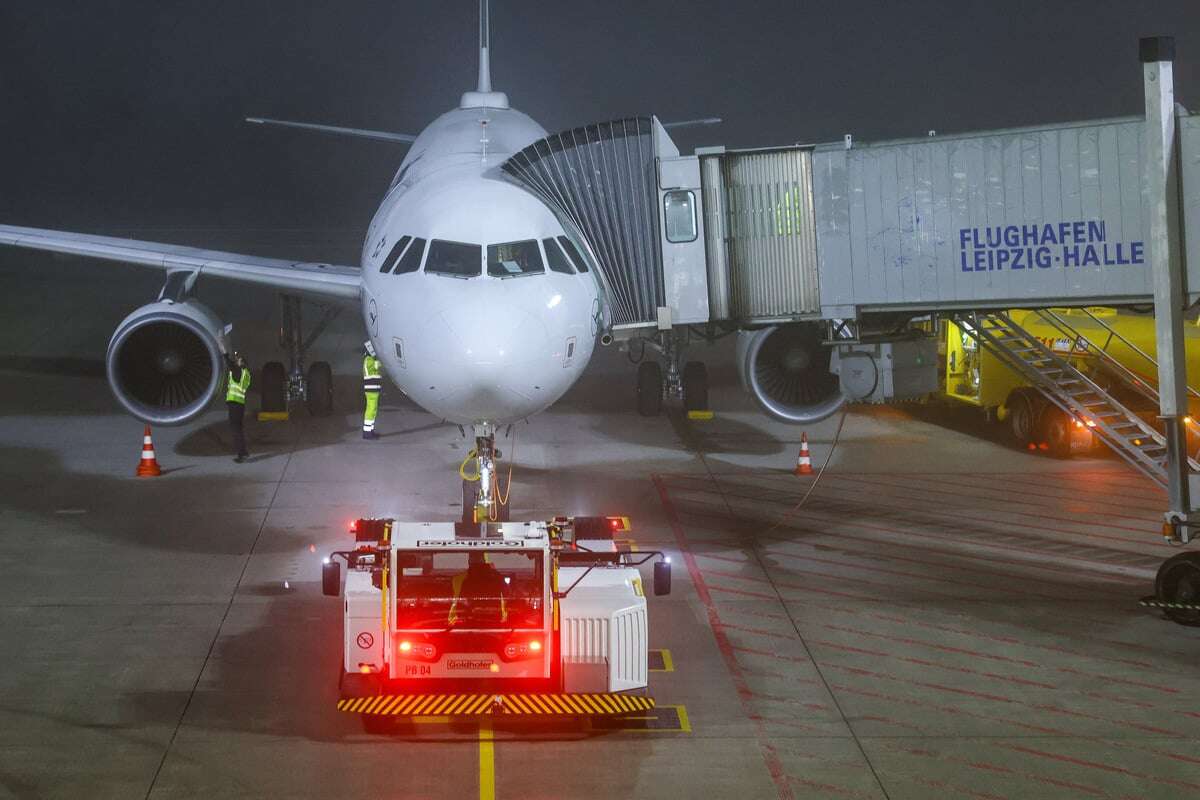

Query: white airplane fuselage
<box><xmin>358</xmin><ymin>104</ymin><xmax>599</xmax><ymax>425</ymax></box>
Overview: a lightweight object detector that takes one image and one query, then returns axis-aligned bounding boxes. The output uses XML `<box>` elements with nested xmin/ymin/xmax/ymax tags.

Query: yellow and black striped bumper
<box><xmin>338</xmin><ymin>693</ymin><xmax>654</xmax><ymax>716</ymax></box>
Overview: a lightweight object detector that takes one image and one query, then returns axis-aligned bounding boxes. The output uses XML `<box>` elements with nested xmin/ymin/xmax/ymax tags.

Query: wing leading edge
<box><xmin>0</xmin><ymin>224</ymin><xmax>362</xmax><ymax>301</ymax></box>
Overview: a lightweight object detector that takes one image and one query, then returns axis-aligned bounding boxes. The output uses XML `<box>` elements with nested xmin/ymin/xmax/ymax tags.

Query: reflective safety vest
<box><xmin>447</xmin><ymin>571</ymin><xmax>507</xmax><ymax>625</ymax></box>
<box><xmin>363</xmin><ymin>354</ymin><xmax>382</xmax><ymax>393</ymax></box>
<box><xmin>225</xmin><ymin>368</ymin><xmax>251</xmax><ymax>404</ymax></box>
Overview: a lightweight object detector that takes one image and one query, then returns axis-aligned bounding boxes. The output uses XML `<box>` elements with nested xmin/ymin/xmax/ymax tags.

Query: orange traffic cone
<box><xmin>794</xmin><ymin>433</ymin><xmax>813</xmax><ymax>476</ymax></box>
<box><xmin>136</xmin><ymin>425</ymin><xmax>162</xmax><ymax>477</ymax></box>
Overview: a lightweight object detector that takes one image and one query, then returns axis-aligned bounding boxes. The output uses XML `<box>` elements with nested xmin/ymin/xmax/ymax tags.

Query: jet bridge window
<box><xmin>425</xmin><ymin>240</ymin><xmax>483</xmax><ymax>278</ymax></box>
<box><xmin>393</xmin><ymin>237</ymin><xmax>427</xmax><ymax>274</ymax></box>
<box><xmin>379</xmin><ymin>235</ymin><xmax>412</xmax><ymax>274</ymax></box>
<box><xmin>542</xmin><ymin>238</ymin><xmax>576</xmax><ymax>274</ymax></box>
<box><xmin>555</xmin><ymin>236</ymin><xmax>590</xmax><ymax>273</ymax></box>
<box><xmin>663</xmin><ymin>190</ymin><xmax>698</xmax><ymax>243</ymax></box>
<box><xmin>487</xmin><ymin>240</ymin><xmax>544</xmax><ymax>278</ymax></box>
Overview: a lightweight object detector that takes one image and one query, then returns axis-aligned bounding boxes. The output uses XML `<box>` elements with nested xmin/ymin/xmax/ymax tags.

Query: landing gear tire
<box><xmin>683</xmin><ymin>361</ymin><xmax>709</xmax><ymax>412</ymax></box>
<box><xmin>261</xmin><ymin>361</ymin><xmax>287</xmax><ymax>413</ymax></box>
<box><xmin>1038</xmin><ymin>405</ymin><xmax>1072</xmax><ymax>459</ymax></box>
<box><xmin>1007</xmin><ymin>388</ymin><xmax>1037</xmax><ymax>448</ymax></box>
<box><xmin>1155</xmin><ymin>552</ymin><xmax>1200</xmax><ymax>626</ymax></box>
<box><xmin>306</xmin><ymin>361</ymin><xmax>333</xmax><ymax>416</ymax></box>
<box><xmin>636</xmin><ymin>361</ymin><xmax>663</xmax><ymax>417</ymax></box>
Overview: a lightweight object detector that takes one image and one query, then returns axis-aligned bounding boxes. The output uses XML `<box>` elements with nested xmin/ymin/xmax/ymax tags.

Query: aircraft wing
<box><xmin>0</xmin><ymin>224</ymin><xmax>362</xmax><ymax>301</ymax></box>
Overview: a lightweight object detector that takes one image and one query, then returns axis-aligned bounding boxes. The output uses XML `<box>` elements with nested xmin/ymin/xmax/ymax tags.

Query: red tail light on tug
<box><xmin>398</xmin><ymin>640</ymin><xmax>437</xmax><ymax>660</ymax></box>
<box><xmin>502</xmin><ymin>638</ymin><xmax>543</xmax><ymax>660</ymax></box>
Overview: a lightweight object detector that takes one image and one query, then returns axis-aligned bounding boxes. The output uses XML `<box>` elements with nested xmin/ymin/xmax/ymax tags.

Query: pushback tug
<box><xmin>322</xmin><ymin>516</ymin><xmax>671</xmax><ymax>732</ymax></box>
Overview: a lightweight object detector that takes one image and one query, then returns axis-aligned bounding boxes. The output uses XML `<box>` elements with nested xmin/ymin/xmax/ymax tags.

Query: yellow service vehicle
<box><xmin>943</xmin><ymin>308</ymin><xmax>1200</xmax><ymax>457</ymax></box>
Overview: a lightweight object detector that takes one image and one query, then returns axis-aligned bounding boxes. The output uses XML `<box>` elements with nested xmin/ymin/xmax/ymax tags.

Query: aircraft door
<box><xmin>658</xmin><ymin>156</ymin><xmax>710</xmax><ymax>325</ymax></box>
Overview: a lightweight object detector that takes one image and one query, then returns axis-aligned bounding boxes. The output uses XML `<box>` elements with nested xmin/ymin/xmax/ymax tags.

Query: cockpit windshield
<box><xmin>425</xmin><ymin>240</ymin><xmax>482</xmax><ymax>278</ymax></box>
<box><xmin>487</xmin><ymin>240</ymin><xmax>545</xmax><ymax>278</ymax></box>
<box><xmin>393</xmin><ymin>550</ymin><xmax>544</xmax><ymax>630</ymax></box>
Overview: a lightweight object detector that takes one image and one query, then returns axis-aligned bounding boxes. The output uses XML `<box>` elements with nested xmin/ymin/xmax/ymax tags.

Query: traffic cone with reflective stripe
<box><xmin>794</xmin><ymin>433</ymin><xmax>813</xmax><ymax>476</ymax></box>
<box><xmin>136</xmin><ymin>425</ymin><xmax>161</xmax><ymax>477</ymax></box>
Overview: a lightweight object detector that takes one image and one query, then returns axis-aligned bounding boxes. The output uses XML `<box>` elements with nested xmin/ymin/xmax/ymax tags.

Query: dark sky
<box><xmin>1</xmin><ymin>1</ymin><xmax>1198</xmax><ymax>238</ymax></box>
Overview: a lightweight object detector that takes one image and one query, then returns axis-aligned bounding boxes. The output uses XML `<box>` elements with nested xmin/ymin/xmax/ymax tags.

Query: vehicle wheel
<box><xmin>682</xmin><ymin>361</ymin><xmax>709</xmax><ymax>412</ymax></box>
<box><xmin>361</xmin><ymin>713</ymin><xmax>396</xmax><ymax>735</ymax></box>
<box><xmin>1038</xmin><ymin>405</ymin><xmax>1073</xmax><ymax>459</ymax></box>
<box><xmin>306</xmin><ymin>361</ymin><xmax>333</xmax><ymax>416</ymax></box>
<box><xmin>462</xmin><ymin>479</ymin><xmax>480</xmax><ymax>523</ymax></box>
<box><xmin>1007</xmin><ymin>388</ymin><xmax>1037</xmax><ymax>448</ymax></box>
<box><xmin>1155</xmin><ymin>552</ymin><xmax>1200</xmax><ymax>626</ymax></box>
<box><xmin>636</xmin><ymin>361</ymin><xmax>663</xmax><ymax>417</ymax></box>
<box><xmin>261</xmin><ymin>361</ymin><xmax>287</xmax><ymax>412</ymax></box>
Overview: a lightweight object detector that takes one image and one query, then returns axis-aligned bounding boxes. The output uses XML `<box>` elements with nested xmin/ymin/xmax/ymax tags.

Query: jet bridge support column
<box><xmin>1143</xmin><ymin>37</ymin><xmax>1192</xmax><ymax>542</ymax></box>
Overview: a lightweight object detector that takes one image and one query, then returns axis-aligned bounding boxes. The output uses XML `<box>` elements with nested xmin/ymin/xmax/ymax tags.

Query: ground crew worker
<box><xmin>224</xmin><ymin>352</ymin><xmax>251</xmax><ymax>463</ymax></box>
<box><xmin>447</xmin><ymin>552</ymin><xmax>507</xmax><ymax>626</ymax></box>
<box><xmin>362</xmin><ymin>340</ymin><xmax>382</xmax><ymax>440</ymax></box>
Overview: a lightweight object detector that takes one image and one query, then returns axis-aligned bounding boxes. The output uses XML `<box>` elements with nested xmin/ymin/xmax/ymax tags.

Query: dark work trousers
<box><xmin>227</xmin><ymin>402</ymin><xmax>248</xmax><ymax>457</ymax></box>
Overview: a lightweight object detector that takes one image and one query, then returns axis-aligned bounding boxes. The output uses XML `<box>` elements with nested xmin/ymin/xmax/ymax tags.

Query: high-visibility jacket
<box><xmin>225</xmin><ymin>368</ymin><xmax>251</xmax><ymax>404</ymax></box>
<box><xmin>363</xmin><ymin>354</ymin><xmax>382</xmax><ymax>393</ymax></box>
<box><xmin>447</xmin><ymin>570</ymin><xmax>507</xmax><ymax>625</ymax></box>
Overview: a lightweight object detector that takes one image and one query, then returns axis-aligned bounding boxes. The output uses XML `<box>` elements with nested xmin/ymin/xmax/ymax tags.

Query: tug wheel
<box><xmin>1007</xmin><ymin>388</ymin><xmax>1037</xmax><ymax>448</ymax></box>
<box><xmin>1155</xmin><ymin>552</ymin><xmax>1200</xmax><ymax>626</ymax></box>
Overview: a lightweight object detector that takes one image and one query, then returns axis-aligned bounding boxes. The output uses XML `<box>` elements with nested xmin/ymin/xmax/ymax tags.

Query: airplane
<box><xmin>0</xmin><ymin>2</ymin><xmax>777</xmax><ymax>523</ymax></box>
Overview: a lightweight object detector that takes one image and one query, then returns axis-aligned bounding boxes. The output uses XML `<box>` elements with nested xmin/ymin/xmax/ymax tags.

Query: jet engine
<box><xmin>106</xmin><ymin>299</ymin><xmax>227</xmax><ymax>426</ymax></box>
<box><xmin>736</xmin><ymin>324</ymin><xmax>846</xmax><ymax>424</ymax></box>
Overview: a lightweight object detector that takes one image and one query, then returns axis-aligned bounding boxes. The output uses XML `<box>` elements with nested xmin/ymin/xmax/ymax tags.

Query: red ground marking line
<box><xmin>684</xmin><ymin>492</ymin><xmax>1149</xmax><ymax>589</ymax></box>
<box><xmin>1000</xmin><ymin>743</ymin><xmax>1200</xmax><ymax>792</ymax></box>
<box><xmin>758</xmin><ymin>525</ymin><xmax>1142</xmax><ymax>590</ymax></box>
<box><xmin>1053</xmin><ymin>665</ymin><xmax>1181</xmax><ymax>695</ymax></box>
<box><xmin>756</xmin><ymin>546</ymin><xmax>1076</xmax><ymax>602</ymax></box>
<box><xmin>897</xmin><ymin>748</ymin><xmax>1112</xmax><ymax>798</ymax></box>
<box><xmin>829</xmin><ymin>662</ymin><xmax>1188</xmax><ymax>738</ymax></box>
<box><xmin>1114</xmin><ymin>739</ymin><xmax>1200</xmax><ymax>767</ymax></box>
<box><xmin>995</xmin><ymin>469</ymin><xmax>1165</xmax><ymax>501</ymax></box>
<box><xmin>731</xmin><ymin>644</ymin><xmax>813</xmax><ymax>665</ymax></box>
<box><xmin>1080</xmin><ymin>691</ymin><xmax>1156</xmax><ymax>710</ymax></box>
<box><xmin>830</xmin><ymin>472</ymin><xmax>1156</xmax><ymax>534</ymax></box>
<box><xmin>696</xmin><ymin>564</ymin><xmax>777</xmax><ymax>587</ymax></box>
<box><xmin>716</xmin><ymin>560</ymin><xmax>981</xmax><ymax>603</ymax></box>
<box><xmin>863</xmin><ymin>611</ymin><xmax>1157</xmax><ymax>670</ymax></box>
<box><xmin>828</xmin><ymin>681</ymin><xmax>1068</xmax><ymax>737</ymax></box>
<box><xmin>807</xmin><ymin>637</ymin><xmax>1059</xmax><ymax>690</ymax></box>
<box><xmin>652</xmin><ymin>474</ymin><xmax>795</xmax><ymax>800</ymax></box>
<box><xmin>767</xmin><ymin>477</ymin><xmax>1154</xmax><ymax>547</ymax></box>
<box><xmin>907</xmin><ymin>775</ymin><xmax>1007</xmax><ymax>800</ymax></box>
<box><xmin>695</xmin><ymin>551</ymin><xmax>752</xmax><ymax>565</ymax></box>
<box><xmin>820</xmin><ymin>623</ymin><xmax>1040</xmax><ymax>667</ymax></box>
<box><xmin>717</xmin><ymin>621</ymin><xmax>796</xmax><ymax>640</ymax></box>
<box><xmin>786</xmin><ymin>778</ymin><xmax>880</xmax><ymax>800</ymax></box>
<box><xmin>707</xmin><ymin>583</ymin><xmax>783</xmax><ymax>602</ymax></box>
<box><xmin>745</xmin><ymin>690</ymin><xmax>829</xmax><ymax>712</ymax></box>
<box><xmin>705</xmin><ymin>569</ymin><xmax>882</xmax><ymax>603</ymax></box>
<box><xmin>856</xmin><ymin>715</ymin><xmax>923</xmax><ymax>733</ymax></box>
<box><xmin>748</xmin><ymin>714</ymin><xmax>832</xmax><ymax>734</ymax></box>
<box><xmin>870</xmin><ymin>469</ymin><xmax>1165</xmax><ymax>518</ymax></box>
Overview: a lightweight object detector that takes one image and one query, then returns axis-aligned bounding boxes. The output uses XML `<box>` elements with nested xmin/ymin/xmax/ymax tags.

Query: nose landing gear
<box><xmin>631</xmin><ymin>331</ymin><xmax>710</xmax><ymax>418</ymax></box>
<box><xmin>460</xmin><ymin>424</ymin><xmax>512</xmax><ymax>523</ymax></box>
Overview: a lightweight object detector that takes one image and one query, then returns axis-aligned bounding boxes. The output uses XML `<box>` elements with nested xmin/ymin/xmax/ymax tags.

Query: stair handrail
<box><xmin>1072</xmin><ymin>307</ymin><xmax>1200</xmax><ymax>401</ymax></box>
<box><xmin>1033</xmin><ymin>309</ymin><xmax>1163</xmax><ymax>407</ymax></box>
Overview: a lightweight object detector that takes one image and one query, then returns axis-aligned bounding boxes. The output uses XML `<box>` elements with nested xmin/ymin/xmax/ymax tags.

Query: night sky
<box><xmin>1</xmin><ymin>1</ymin><xmax>1198</xmax><ymax>241</ymax></box>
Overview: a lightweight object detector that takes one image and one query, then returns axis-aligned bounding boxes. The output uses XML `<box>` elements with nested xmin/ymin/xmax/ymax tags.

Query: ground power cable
<box><xmin>761</xmin><ymin>407</ymin><xmax>848</xmax><ymax>536</ymax></box>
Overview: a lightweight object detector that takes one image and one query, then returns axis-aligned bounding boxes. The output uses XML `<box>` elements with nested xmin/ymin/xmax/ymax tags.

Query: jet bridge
<box><xmin>502</xmin><ymin>37</ymin><xmax>1200</xmax><ymax>554</ymax></box>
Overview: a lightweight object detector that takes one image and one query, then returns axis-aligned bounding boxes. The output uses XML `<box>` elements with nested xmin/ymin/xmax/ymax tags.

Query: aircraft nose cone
<box><xmin>443</xmin><ymin>305</ymin><xmax>547</xmax><ymax>369</ymax></box>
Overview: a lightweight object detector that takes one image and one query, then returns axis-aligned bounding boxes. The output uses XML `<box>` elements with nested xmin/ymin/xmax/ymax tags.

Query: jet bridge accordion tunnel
<box><xmin>501</xmin><ymin>54</ymin><xmax>1200</xmax><ymax>427</ymax></box>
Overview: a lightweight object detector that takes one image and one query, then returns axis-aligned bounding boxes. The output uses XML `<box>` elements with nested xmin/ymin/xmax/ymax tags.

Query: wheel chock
<box><xmin>257</xmin><ymin>411</ymin><xmax>289</xmax><ymax>422</ymax></box>
<box><xmin>686</xmin><ymin>410</ymin><xmax>714</xmax><ymax>421</ymax></box>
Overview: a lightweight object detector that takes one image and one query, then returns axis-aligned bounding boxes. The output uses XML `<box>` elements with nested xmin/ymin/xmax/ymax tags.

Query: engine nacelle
<box><xmin>106</xmin><ymin>299</ymin><xmax>227</xmax><ymax>426</ymax></box>
<box><xmin>736</xmin><ymin>324</ymin><xmax>846</xmax><ymax>424</ymax></box>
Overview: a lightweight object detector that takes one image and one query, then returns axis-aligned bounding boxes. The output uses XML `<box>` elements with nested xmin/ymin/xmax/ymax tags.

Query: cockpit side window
<box><xmin>425</xmin><ymin>240</ymin><xmax>483</xmax><ymax>278</ymax></box>
<box><xmin>379</xmin><ymin>235</ymin><xmax>413</xmax><ymax>274</ymax></box>
<box><xmin>542</xmin><ymin>238</ymin><xmax>576</xmax><ymax>275</ymax></box>
<box><xmin>487</xmin><ymin>240</ymin><xmax>545</xmax><ymax>278</ymax></box>
<box><xmin>556</xmin><ymin>236</ymin><xmax>590</xmax><ymax>273</ymax></box>
<box><xmin>393</xmin><ymin>237</ymin><xmax>427</xmax><ymax>274</ymax></box>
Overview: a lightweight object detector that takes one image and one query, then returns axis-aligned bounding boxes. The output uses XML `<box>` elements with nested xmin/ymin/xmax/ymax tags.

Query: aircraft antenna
<box><xmin>477</xmin><ymin>0</ymin><xmax>492</xmax><ymax>94</ymax></box>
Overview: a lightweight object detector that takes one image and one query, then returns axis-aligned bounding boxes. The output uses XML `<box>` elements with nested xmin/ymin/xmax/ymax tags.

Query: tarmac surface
<box><xmin>2</xmin><ymin>240</ymin><xmax>1199</xmax><ymax>800</ymax></box>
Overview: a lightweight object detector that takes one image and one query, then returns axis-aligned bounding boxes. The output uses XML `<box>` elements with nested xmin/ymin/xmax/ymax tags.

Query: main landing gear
<box><xmin>260</xmin><ymin>293</ymin><xmax>341</xmax><ymax>417</ymax></box>
<box><xmin>632</xmin><ymin>331</ymin><xmax>709</xmax><ymax>418</ymax></box>
<box><xmin>460</xmin><ymin>423</ymin><xmax>512</xmax><ymax>523</ymax></box>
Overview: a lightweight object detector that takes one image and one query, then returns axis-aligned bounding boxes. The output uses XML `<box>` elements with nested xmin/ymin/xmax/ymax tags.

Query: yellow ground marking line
<box><xmin>650</xmin><ymin>648</ymin><xmax>674</xmax><ymax>672</ymax></box>
<box><xmin>479</xmin><ymin>718</ymin><xmax>495</xmax><ymax>800</ymax></box>
<box><xmin>256</xmin><ymin>411</ymin><xmax>289</xmax><ymax>421</ymax></box>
